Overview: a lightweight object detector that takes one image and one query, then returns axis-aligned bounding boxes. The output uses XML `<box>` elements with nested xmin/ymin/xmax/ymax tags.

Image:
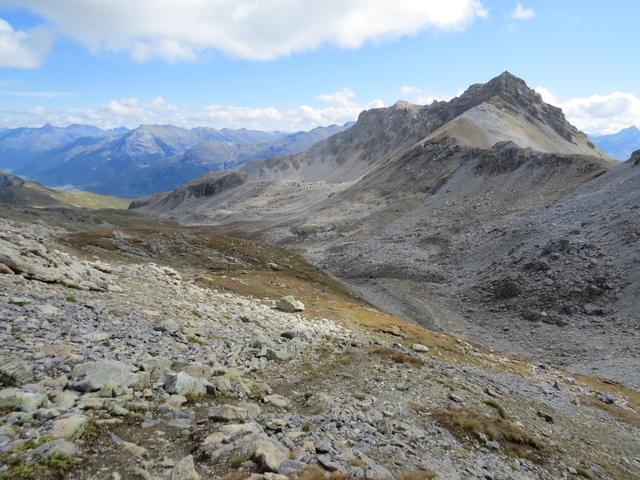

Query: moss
<box><xmin>186</xmin><ymin>335</ymin><xmax>205</xmax><ymax>346</ymax></box>
<box><xmin>575</xmin><ymin>467</ymin><xmax>595</xmax><ymax>479</ymax></box>
<box><xmin>0</xmin><ymin>452</ymin><xmax>73</xmax><ymax>480</ymax></box>
<box><xmin>65</xmin><ymin>295</ymin><xmax>77</xmax><ymax>303</ymax></box>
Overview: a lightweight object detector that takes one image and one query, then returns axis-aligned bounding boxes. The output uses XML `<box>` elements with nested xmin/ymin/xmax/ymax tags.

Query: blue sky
<box><xmin>0</xmin><ymin>1</ymin><xmax>638</xmax><ymax>133</ymax></box>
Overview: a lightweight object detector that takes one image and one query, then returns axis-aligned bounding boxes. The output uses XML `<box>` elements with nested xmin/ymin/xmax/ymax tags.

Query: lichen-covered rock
<box><xmin>71</xmin><ymin>360</ymin><xmax>143</xmax><ymax>393</ymax></box>
<box><xmin>51</xmin><ymin>414</ymin><xmax>88</xmax><ymax>440</ymax></box>
<box><xmin>276</xmin><ymin>296</ymin><xmax>305</xmax><ymax>313</ymax></box>
<box><xmin>164</xmin><ymin>372</ymin><xmax>206</xmax><ymax>398</ymax></box>
<box><xmin>0</xmin><ymin>356</ymin><xmax>33</xmax><ymax>386</ymax></box>
<box><xmin>171</xmin><ymin>455</ymin><xmax>201</xmax><ymax>480</ymax></box>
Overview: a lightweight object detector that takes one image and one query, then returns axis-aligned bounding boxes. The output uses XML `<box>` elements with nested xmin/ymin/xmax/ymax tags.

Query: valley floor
<box><xmin>0</xmin><ymin>206</ymin><xmax>639</xmax><ymax>480</ymax></box>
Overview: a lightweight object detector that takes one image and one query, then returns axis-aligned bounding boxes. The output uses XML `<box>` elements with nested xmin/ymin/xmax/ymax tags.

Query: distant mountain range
<box><xmin>589</xmin><ymin>125</ymin><xmax>640</xmax><ymax>160</ymax></box>
<box><xmin>0</xmin><ymin>123</ymin><xmax>350</xmax><ymax>197</ymax></box>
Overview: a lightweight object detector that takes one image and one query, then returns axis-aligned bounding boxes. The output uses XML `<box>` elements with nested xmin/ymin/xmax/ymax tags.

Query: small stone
<box><xmin>448</xmin><ymin>393</ymin><xmax>463</xmax><ymax>403</ymax></box>
<box><xmin>264</xmin><ymin>394</ymin><xmax>290</xmax><ymax>409</ymax></box>
<box><xmin>253</xmin><ymin>440</ymin><xmax>289</xmax><ymax>472</ymax></box>
<box><xmin>411</xmin><ymin>343</ymin><xmax>429</xmax><ymax>353</ymax></box>
<box><xmin>315</xmin><ymin>438</ymin><xmax>332</xmax><ymax>454</ymax></box>
<box><xmin>121</xmin><ymin>440</ymin><xmax>148</xmax><ymax>458</ymax></box>
<box><xmin>171</xmin><ymin>455</ymin><xmax>201</xmax><ymax>480</ymax></box>
<box><xmin>158</xmin><ymin>319</ymin><xmax>181</xmax><ymax>334</ymax></box>
<box><xmin>317</xmin><ymin>454</ymin><xmax>340</xmax><ymax>472</ymax></box>
<box><xmin>208</xmin><ymin>403</ymin><xmax>260</xmax><ymax>421</ymax></box>
<box><xmin>279</xmin><ymin>459</ymin><xmax>307</xmax><ymax>475</ymax></box>
<box><xmin>82</xmin><ymin>331</ymin><xmax>110</xmax><ymax>342</ymax></box>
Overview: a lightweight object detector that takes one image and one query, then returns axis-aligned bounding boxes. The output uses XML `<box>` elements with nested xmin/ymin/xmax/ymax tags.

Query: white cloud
<box><xmin>510</xmin><ymin>3</ymin><xmax>535</xmax><ymax>20</ymax></box>
<box><xmin>0</xmin><ymin>18</ymin><xmax>53</xmax><ymax>68</ymax></box>
<box><xmin>0</xmin><ymin>91</ymin><xmax>385</xmax><ymax>131</ymax></box>
<box><xmin>317</xmin><ymin>88</ymin><xmax>357</xmax><ymax>107</ymax></box>
<box><xmin>535</xmin><ymin>87</ymin><xmax>640</xmax><ymax>135</ymax></box>
<box><xmin>1</xmin><ymin>0</ymin><xmax>487</xmax><ymax>62</ymax></box>
<box><xmin>533</xmin><ymin>86</ymin><xmax>558</xmax><ymax>105</ymax></box>
<box><xmin>400</xmin><ymin>85</ymin><xmax>420</xmax><ymax>95</ymax></box>
<box><xmin>399</xmin><ymin>85</ymin><xmax>462</xmax><ymax>105</ymax></box>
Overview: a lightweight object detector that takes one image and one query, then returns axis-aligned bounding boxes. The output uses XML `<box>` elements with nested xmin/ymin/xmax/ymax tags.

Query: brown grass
<box><xmin>300</xmin><ymin>466</ymin><xmax>349</xmax><ymax>480</ymax></box>
<box><xmin>369</xmin><ymin>346</ymin><xmax>424</xmax><ymax>365</ymax></box>
<box><xmin>578</xmin><ymin>394</ymin><xmax>640</xmax><ymax>428</ymax></box>
<box><xmin>431</xmin><ymin>408</ymin><xmax>547</xmax><ymax>462</ymax></box>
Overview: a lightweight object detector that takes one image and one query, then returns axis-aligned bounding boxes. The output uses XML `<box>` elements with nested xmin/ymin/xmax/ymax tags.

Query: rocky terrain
<box><xmin>1</xmin><ymin>205</ymin><xmax>639</xmax><ymax>480</ymax></box>
<box><xmin>130</xmin><ymin>73</ymin><xmax>640</xmax><ymax>388</ymax></box>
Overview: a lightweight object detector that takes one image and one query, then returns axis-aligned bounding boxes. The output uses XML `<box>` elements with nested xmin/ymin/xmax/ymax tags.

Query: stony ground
<box><xmin>1</xmin><ymin>207</ymin><xmax>639</xmax><ymax>480</ymax></box>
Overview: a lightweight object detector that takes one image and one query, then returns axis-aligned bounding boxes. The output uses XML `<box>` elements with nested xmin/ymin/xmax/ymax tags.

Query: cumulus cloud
<box><xmin>0</xmin><ymin>90</ymin><xmax>385</xmax><ymax>131</ymax></box>
<box><xmin>0</xmin><ymin>18</ymin><xmax>53</xmax><ymax>68</ymax></box>
<box><xmin>399</xmin><ymin>85</ymin><xmax>462</xmax><ymax>105</ymax></box>
<box><xmin>510</xmin><ymin>3</ymin><xmax>535</xmax><ymax>20</ymax></box>
<box><xmin>317</xmin><ymin>88</ymin><xmax>357</xmax><ymax>107</ymax></box>
<box><xmin>535</xmin><ymin>87</ymin><xmax>640</xmax><ymax>135</ymax></box>
<box><xmin>0</xmin><ymin>0</ymin><xmax>487</xmax><ymax>62</ymax></box>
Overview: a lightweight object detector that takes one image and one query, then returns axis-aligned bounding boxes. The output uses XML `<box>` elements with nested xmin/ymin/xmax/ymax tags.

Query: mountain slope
<box><xmin>130</xmin><ymin>72</ymin><xmax>640</xmax><ymax>388</ymax></box>
<box><xmin>590</xmin><ymin>125</ymin><xmax>640</xmax><ymax>160</ymax></box>
<box><xmin>1</xmin><ymin>205</ymin><xmax>638</xmax><ymax>480</ymax></box>
<box><xmin>0</xmin><ymin>171</ymin><xmax>130</xmax><ymax>209</ymax></box>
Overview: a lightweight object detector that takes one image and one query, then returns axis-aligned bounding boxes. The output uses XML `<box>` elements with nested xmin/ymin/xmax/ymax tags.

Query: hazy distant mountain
<box><xmin>590</xmin><ymin>126</ymin><xmax>640</xmax><ymax>160</ymax></box>
<box><xmin>0</xmin><ymin>123</ymin><xmax>350</xmax><ymax>197</ymax></box>
<box><xmin>0</xmin><ymin>124</ymin><xmax>121</xmax><ymax>170</ymax></box>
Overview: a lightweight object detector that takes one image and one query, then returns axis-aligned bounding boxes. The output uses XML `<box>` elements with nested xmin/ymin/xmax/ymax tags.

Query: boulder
<box><xmin>253</xmin><ymin>440</ymin><xmax>289</xmax><ymax>472</ymax></box>
<box><xmin>32</xmin><ymin>439</ymin><xmax>79</xmax><ymax>460</ymax></box>
<box><xmin>71</xmin><ymin>360</ymin><xmax>143</xmax><ymax>393</ymax></box>
<box><xmin>164</xmin><ymin>372</ymin><xmax>206</xmax><ymax>398</ymax></box>
<box><xmin>0</xmin><ymin>388</ymin><xmax>46</xmax><ymax>412</ymax></box>
<box><xmin>275</xmin><ymin>296</ymin><xmax>305</xmax><ymax>313</ymax></box>
<box><xmin>0</xmin><ymin>357</ymin><xmax>33</xmax><ymax>386</ymax></box>
<box><xmin>51</xmin><ymin>414</ymin><xmax>88</xmax><ymax>440</ymax></box>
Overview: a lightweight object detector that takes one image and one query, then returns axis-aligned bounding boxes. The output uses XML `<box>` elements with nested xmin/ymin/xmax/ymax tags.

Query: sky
<box><xmin>0</xmin><ymin>0</ymin><xmax>638</xmax><ymax>134</ymax></box>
